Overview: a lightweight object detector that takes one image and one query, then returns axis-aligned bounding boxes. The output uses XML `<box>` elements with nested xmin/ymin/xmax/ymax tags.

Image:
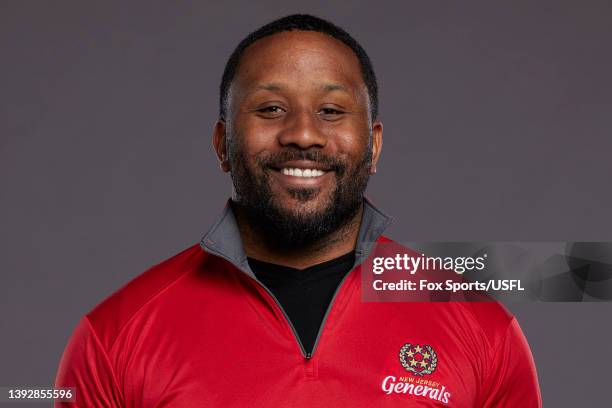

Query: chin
<box><xmin>276</xmin><ymin>196</ymin><xmax>330</xmax><ymax>217</ymax></box>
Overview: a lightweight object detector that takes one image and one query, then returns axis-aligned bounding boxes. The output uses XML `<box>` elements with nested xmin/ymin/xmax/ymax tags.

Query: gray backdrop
<box><xmin>1</xmin><ymin>1</ymin><xmax>611</xmax><ymax>406</ymax></box>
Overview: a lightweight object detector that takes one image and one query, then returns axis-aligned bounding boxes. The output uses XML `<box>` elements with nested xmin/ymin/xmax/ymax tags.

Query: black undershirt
<box><xmin>248</xmin><ymin>251</ymin><xmax>356</xmax><ymax>356</ymax></box>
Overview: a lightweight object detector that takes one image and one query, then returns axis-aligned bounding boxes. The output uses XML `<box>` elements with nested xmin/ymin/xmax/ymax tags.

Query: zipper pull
<box><xmin>306</xmin><ymin>352</ymin><xmax>312</xmax><ymax>359</ymax></box>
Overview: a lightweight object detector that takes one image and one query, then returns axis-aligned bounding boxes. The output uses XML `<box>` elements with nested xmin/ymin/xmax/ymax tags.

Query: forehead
<box><xmin>232</xmin><ymin>30</ymin><xmax>366</xmax><ymax>97</ymax></box>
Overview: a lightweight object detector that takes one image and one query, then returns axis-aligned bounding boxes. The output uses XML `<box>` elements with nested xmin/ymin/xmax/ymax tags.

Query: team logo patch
<box><xmin>399</xmin><ymin>343</ymin><xmax>437</xmax><ymax>376</ymax></box>
<box><xmin>380</xmin><ymin>343</ymin><xmax>450</xmax><ymax>403</ymax></box>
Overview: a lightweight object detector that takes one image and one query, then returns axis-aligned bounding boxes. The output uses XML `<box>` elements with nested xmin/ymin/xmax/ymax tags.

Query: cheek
<box><xmin>331</xmin><ymin>114</ymin><xmax>370</xmax><ymax>141</ymax></box>
<box><xmin>232</xmin><ymin>118</ymin><xmax>279</xmax><ymax>155</ymax></box>
<box><xmin>334</xmin><ymin>127</ymin><xmax>371</xmax><ymax>160</ymax></box>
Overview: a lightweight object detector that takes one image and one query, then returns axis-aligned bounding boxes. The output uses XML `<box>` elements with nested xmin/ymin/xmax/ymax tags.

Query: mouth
<box><xmin>279</xmin><ymin>167</ymin><xmax>327</xmax><ymax>178</ymax></box>
<box><xmin>268</xmin><ymin>160</ymin><xmax>335</xmax><ymax>187</ymax></box>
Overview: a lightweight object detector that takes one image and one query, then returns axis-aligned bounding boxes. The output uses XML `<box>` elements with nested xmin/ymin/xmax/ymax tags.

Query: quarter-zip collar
<box><xmin>200</xmin><ymin>196</ymin><xmax>393</xmax><ymax>275</ymax></box>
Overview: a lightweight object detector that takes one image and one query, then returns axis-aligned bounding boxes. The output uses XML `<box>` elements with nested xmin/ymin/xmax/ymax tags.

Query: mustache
<box><xmin>257</xmin><ymin>149</ymin><xmax>347</xmax><ymax>174</ymax></box>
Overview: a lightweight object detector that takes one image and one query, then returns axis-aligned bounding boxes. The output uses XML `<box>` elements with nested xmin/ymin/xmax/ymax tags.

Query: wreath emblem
<box><xmin>399</xmin><ymin>343</ymin><xmax>438</xmax><ymax>376</ymax></box>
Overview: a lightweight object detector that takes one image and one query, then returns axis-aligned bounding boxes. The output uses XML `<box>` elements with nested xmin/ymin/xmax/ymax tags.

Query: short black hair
<box><xmin>219</xmin><ymin>14</ymin><xmax>378</xmax><ymax>122</ymax></box>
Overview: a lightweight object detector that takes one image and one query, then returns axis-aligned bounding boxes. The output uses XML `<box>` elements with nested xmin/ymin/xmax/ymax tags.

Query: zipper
<box><xmin>308</xmin><ymin>265</ymin><xmax>356</xmax><ymax>358</ymax></box>
<box><xmin>249</xmin><ymin>275</ymin><xmax>311</xmax><ymax>359</ymax></box>
<box><xmin>202</xmin><ymin>245</ymin><xmax>311</xmax><ymax>358</ymax></box>
<box><xmin>248</xmin><ymin>262</ymin><xmax>358</xmax><ymax>360</ymax></box>
<box><xmin>202</xmin><ymin>243</ymin><xmax>356</xmax><ymax>360</ymax></box>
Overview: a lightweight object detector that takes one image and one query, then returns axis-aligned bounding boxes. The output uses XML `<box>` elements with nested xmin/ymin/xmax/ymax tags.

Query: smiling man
<box><xmin>55</xmin><ymin>14</ymin><xmax>541</xmax><ymax>407</ymax></box>
<box><xmin>216</xmin><ymin>22</ymin><xmax>380</xmax><ymax>271</ymax></box>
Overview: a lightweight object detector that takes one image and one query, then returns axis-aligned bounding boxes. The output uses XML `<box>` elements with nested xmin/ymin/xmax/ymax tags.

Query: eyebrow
<box><xmin>249</xmin><ymin>82</ymin><xmax>350</xmax><ymax>94</ymax></box>
<box><xmin>321</xmin><ymin>83</ymin><xmax>349</xmax><ymax>93</ymax></box>
<box><xmin>254</xmin><ymin>83</ymin><xmax>282</xmax><ymax>92</ymax></box>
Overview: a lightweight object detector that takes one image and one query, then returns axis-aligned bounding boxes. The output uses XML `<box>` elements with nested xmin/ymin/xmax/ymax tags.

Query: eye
<box><xmin>318</xmin><ymin>107</ymin><xmax>345</xmax><ymax>120</ymax></box>
<box><xmin>255</xmin><ymin>105</ymin><xmax>285</xmax><ymax>118</ymax></box>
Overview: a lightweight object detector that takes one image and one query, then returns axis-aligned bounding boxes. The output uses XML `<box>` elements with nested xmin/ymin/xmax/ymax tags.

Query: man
<box><xmin>55</xmin><ymin>14</ymin><xmax>542</xmax><ymax>407</ymax></box>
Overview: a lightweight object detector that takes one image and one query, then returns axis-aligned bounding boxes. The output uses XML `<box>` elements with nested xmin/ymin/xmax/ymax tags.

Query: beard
<box><xmin>228</xmin><ymin>140</ymin><xmax>372</xmax><ymax>250</ymax></box>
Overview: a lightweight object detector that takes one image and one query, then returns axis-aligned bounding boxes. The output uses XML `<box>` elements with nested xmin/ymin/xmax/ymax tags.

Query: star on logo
<box><xmin>399</xmin><ymin>343</ymin><xmax>438</xmax><ymax>376</ymax></box>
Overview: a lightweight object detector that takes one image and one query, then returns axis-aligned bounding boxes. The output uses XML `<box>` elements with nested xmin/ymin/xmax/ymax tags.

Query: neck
<box><xmin>233</xmin><ymin>203</ymin><xmax>363</xmax><ymax>269</ymax></box>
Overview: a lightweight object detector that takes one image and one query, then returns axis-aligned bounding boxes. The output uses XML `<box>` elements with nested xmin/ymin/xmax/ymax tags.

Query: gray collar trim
<box><xmin>200</xmin><ymin>196</ymin><xmax>393</xmax><ymax>277</ymax></box>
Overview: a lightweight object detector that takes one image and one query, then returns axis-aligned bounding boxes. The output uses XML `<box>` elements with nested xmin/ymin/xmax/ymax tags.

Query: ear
<box><xmin>370</xmin><ymin>119</ymin><xmax>383</xmax><ymax>174</ymax></box>
<box><xmin>212</xmin><ymin>120</ymin><xmax>231</xmax><ymax>172</ymax></box>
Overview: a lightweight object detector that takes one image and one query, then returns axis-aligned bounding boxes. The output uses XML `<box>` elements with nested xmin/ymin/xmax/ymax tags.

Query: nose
<box><xmin>277</xmin><ymin>109</ymin><xmax>327</xmax><ymax>149</ymax></box>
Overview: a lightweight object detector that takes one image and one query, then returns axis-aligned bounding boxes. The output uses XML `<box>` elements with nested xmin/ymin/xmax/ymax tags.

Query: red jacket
<box><xmin>55</xmin><ymin>198</ymin><xmax>542</xmax><ymax>407</ymax></box>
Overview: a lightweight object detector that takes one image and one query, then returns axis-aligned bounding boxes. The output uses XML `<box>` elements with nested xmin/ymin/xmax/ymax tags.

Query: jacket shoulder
<box><xmin>86</xmin><ymin>243</ymin><xmax>208</xmax><ymax>350</ymax></box>
<box><xmin>376</xmin><ymin>235</ymin><xmax>515</xmax><ymax>343</ymax></box>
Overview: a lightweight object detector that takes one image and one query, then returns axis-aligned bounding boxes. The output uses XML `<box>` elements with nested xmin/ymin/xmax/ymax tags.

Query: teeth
<box><xmin>281</xmin><ymin>168</ymin><xmax>326</xmax><ymax>177</ymax></box>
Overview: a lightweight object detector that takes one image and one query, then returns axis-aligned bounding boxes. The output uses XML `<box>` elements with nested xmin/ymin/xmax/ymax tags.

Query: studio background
<box><xmin>1</xmin><ymin>1</ymin><xmax>611</xmax><ymax>406</ymax></box>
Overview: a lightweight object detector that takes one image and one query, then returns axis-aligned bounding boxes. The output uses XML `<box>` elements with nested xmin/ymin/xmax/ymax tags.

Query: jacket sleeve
<box><xmin>54</xmin><ymin>316</ymin><xmax>123</xmax><ymax>407</ymax></box>
<box><xmin>479</xmin><ymin>317</ymin><xmax>542</xmax><ymax>407</ymax></box>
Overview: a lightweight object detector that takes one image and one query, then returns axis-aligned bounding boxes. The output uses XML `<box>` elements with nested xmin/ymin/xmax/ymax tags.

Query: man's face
<box><xmin>216</xmin><ymin>30</ymin><xmax>382</xmax><ymax>247</ymax></box>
